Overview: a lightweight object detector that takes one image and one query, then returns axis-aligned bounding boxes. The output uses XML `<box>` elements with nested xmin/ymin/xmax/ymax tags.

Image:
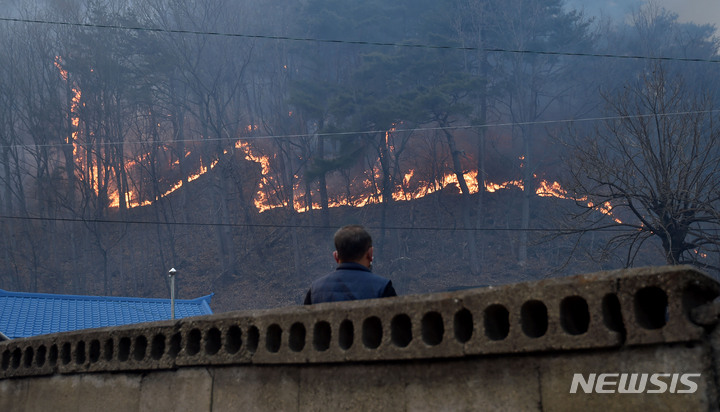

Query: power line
<box><xmin>2</xmin><ymin>109</ymin><xmax>719</xmax><ymax>151</ymax></box>
<box><xmin>0</xmin><ymin>18</ymin><xmax>710</xmax><ymax>236</ymax></box>
<box><xmin>0</xmin><ymin>213</ymin><xmax>630</xmax><ymax>233</ymax></box>
<box><xmin>2</xmin><ymin>16</ymin><xmax>720</xmax><ymax>64</ymax></box>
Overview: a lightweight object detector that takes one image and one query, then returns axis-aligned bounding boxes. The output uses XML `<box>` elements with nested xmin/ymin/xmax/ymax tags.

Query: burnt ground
<box><xmin>9</xmin><ymin>176</ymin><xmax>662</xmax><ymax>314</ymax></box>
<box><xmin>164</xmin><ymin>186</ymin><xmax>649</xmax><ymax>313</ymax></box>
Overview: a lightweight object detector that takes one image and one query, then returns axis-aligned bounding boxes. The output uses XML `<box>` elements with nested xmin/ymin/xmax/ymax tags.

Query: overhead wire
<box><xmin>0</xmin><ymin>16</ymin><xmax>718</xmax><ymax>152</ymax></box>
<box><xmin>0</xmin><ymin>213</ymin><xmax>632</xmax><ymax>233</ymax></box>
<box><xmin>1</xmin><ymin>16</ymin><xmax>720</xmax><ymax>64</ymax></box>
<box><xmin>2</xmin><ymin>109</ymin><xmax>720</xmax><ymax>150</ymax></box>
<box><xmin>0</xmin><ymin>15</ymin><xmax>714</xmax><ymax>235</ymax></box>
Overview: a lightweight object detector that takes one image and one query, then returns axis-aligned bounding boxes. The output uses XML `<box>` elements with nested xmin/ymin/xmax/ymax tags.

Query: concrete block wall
<box><xmin>1</xmin><ymin>265</ymin><xmax>720</xmax><ymax>411</ymax></box>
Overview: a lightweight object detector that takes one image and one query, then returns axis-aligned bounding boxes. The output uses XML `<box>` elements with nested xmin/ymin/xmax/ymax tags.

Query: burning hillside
<box><xmin>56</xmin><ymin>55</ymin><xmax>626</xmax><ymax>224</ymax></box>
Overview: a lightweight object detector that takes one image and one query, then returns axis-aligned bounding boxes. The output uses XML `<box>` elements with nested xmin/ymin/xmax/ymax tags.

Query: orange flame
<box><xmin>54</xmin><ymin>56</ymin><xmax>68</xmax><ymax>81</ymax></box>
<box><xmin>694</xmin><ymin>249</ymin><xmax>708</xmax><ymax>259</ymax></box>
<box><xmin>50</xmin><ymin>68</ymin><xmax>627</xmax><ymax>223</ymax></box>
<box><xmin>486</xmin><ymin>180</ymin><xmax>524</xmax><ymax>192</ymax></box>
<box><xmin>62</xmin><ymin>50</ymin><xmax>224</xmax><ymax>208</ymax></box>
<box><xmin>236</xmin><ymin>140</ymin><xmax>282</xmax><ymax>212</ymax></box>
<box><xmin>236</xmin><ymin>135</ymin><xmax>624</xmax><ymax>224</ymax></box>
<box><xmin>536</xmin><ymin>180</ymin><xmax>566</xmax><ymax>198</ymax></box>
<box><xmin>537</xmin><ymin>180</ymin><xmax>622</xmax><ymax>223</ymax></box>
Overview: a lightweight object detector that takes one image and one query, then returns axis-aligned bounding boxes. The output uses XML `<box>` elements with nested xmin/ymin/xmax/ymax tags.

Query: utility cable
<box><xmin>1</xmin><ymin>16</ymin><xmax>720</xmax><ymax>64</ymax></box>
<box><xmin>2</xmin><ymin>109</ymin><xmax>719</xmax><ymax>150</ymax></box>
<box><xmin>0</xmin><ymin>213</ymin><xmax>635</xmax><ymax>232</ymax></box>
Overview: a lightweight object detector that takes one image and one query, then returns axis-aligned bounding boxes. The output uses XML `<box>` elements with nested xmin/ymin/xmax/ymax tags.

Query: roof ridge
<box><xmin>0</xmin><ymin>290</ymin><xmax>213</xmax><ymax>339</ymax></box>
<box><xmin>0</xmin><ymin>288</ymin><xmax>212</xmax><ymax>303</ymax></box>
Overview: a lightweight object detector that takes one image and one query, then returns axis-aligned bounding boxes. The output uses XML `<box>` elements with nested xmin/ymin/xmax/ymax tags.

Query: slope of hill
<box><xmin>2</xmin><ymin>162</ymin><xmax>655</xmax><ymax>314</ymax></box>
<box><xmin>153</xmin><ymin>184</ymin><xmax>628</xmax><ymax>313</ymax></box>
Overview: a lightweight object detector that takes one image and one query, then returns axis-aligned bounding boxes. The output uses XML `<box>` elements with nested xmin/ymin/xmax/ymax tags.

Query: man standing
<box><xmin>304</xmin><ymin>225</ymin><xmax>396</xmax><ymax>304</ymax></box>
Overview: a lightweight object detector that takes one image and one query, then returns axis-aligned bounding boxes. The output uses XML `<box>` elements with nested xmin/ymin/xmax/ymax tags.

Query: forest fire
<box><xmin>55</xmin><ymin>57</ymin><xmax>622</xmax><ymax>223</ymax></box>
<box><xmin>536</xmin><ymin>180</ymin><xmax>622</xmax><ymax>224</ymax></box>
<box><xmin>57</xmin><ymin>56</ymin><xmax>226</xmax><ymax>210</ymax></box>
<box><xmin>69</xmin><ymin>123</ymin><xmax>624</xmax><ymax>222</ymax></box>
<box><xmin>236</xmin><ymin>139</ymin><xmax>622</xmax><ymax>225</ymax></box>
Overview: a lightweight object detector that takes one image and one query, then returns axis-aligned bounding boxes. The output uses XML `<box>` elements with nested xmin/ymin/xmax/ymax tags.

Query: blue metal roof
<box><xmin>0</xmin><ymin>289</ymin><xmax>213</xmax><ymax>339</ymax></box>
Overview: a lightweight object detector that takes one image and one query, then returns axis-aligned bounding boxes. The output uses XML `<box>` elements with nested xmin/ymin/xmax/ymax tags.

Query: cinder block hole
<box><xmin>521</xmin><ymin>300</ymin><xmax>548</xmax><ymax>338</ymax></box>
<box><xmin>12</xmin><ymin>348</ymin><xmax>21</xmax><ymax>369</ymax></box>
<box><xmin>338</xmin><ymin>319</ymin><xmax>354</xmax><ymax>350</ymax></box>
<box><xmin>89</xmin><ymin>340</ymin><xmax>100</xmax><ymax>363</ymax></box>
<box><xmin>151</xmin><ymin>334</ymin><xmax>165</xmax><ymax>360</ymax></box>
<box><xmin>205</xmin><ymin>328</ymin><xmax>222</xmax><ymax>355</ymax></box>
<box><xmin>118</xmin><ymin>337</ymin><xmax>131</xmax><ymax>362</ymax></box>
<box><xmin>289</xmin><ymin>322</ymin><xmax>306</xmax><ymax>352</ymax></box>
<box><xmin>362</xmin><ymin>316</ymin><xmax>383</xmax><ymax>349</ymax></box>
<box><xmin>187</xmin><ymin>329</ymin><xmax>202</xmax><ymax>356</ymax></box>
<box><xmin>23</xmin><ymin>347</ymin><xmax>34</xmax><ymax>368</ymax></box>
<box><xmin>246</xmin><ymin>326</ymin><xmax>259</xmax><ymax>354</ymax></box>
<box><xmin>635</xmin><ymin>287</ymin><xmax>668</xmax><ymax>330</ymax></box>
<box><xmin>1</xmin><ymin>350</ymin><xmax>9</xmax><ymax>370</ymax></box>
<box><xmin>391</xmin><ymin>314</ymin><xmax>412</xmax><ymax>348</ymax></box>
<box><xmin>168</xmin><ymin>333</ymin><xmax>182</xmax><ymax>358</ymax></box>
<box><xmin>225</xmin><ymin>326</ymin><xmax>242</xmax><ymax>354</ymax></box>
<box><xmin>49</xmin><ymin>345</ymin><xmax>58</xmax><ymax>367</ymax></box>
<box><xmin>103</xmin><ymin>339</ymin><xmax>114</xmax><ymax>362</ymax></box>
<box><xmin>421</xmin><ymin>312</ymin><xmax>444</xmax><ymax>346</ymax></box>
<box><xmin>36</xmin><ymin>345</ymin><xmax>47</xmax><ymax>367</ymax></box>
<box><xmin>454</xmin><ymin>308</ymin><xmax>473</xmax><ymax>343</ymax></box>
<box><xmin>484</xmin><ymin>304</ymin><xmax>510</xmax><ymax>341</ymax></box>
<box><xmin>683</xmin><ymin>283</ymin><xmax>719</xmax><ymax>321</ymax></box>
<box><xmin>61</xmin><ymin>342</ymin><xmax>72</xmax><ymax>365</ymax></box>
<box><xmin>560</xmin><ymin>296</ymin><xmax>590</xmax><ymax>335</ymax></box>
<box><xmin>266</xmin><ymin>324</ymin><xmax>282</xmax><ymax>353</ymax></box>
<box><xmin>313</xmin><ymin>321</ymin><xmax>331</xmax><ymax>352</ymax></box>
<box><xmin>75</xmin><ymin>341</ymin><xmax>86</xmax><ymax>365</ymax></box>
<box><xmin>602</xmin><ymin>293</ymin><xmax>625</xmax><ymax>333</ymax></box>
<box><xmin>134</xmin><ymin>336</ymin><xmax>147</xmax><ymax>361</ymax></box>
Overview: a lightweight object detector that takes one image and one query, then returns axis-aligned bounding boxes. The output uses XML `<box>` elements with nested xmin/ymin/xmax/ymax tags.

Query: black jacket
<box><xmin>304</xmin><ymin>262</ymin><xmax>396</xmax><ymax>304</ymax></box>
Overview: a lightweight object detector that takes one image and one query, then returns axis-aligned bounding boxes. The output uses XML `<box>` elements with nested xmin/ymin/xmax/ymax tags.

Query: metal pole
<box><xmin>168</xmin><ymin>268</ymin><xmax>176</xmax><ymax>320</ymax></box>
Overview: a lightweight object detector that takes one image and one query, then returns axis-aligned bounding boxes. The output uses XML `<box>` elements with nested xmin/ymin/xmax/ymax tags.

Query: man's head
<box><xmin>333</xmin><ymin>225</ymin><xmax>373</xmax><ymax>266</ymax></box>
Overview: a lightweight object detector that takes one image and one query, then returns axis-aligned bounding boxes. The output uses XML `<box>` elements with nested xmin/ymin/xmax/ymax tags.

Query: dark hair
<box><xmin>334</xmin><ymin>225</ymin><xmax>372</xmax><ymax>262</ymax></box>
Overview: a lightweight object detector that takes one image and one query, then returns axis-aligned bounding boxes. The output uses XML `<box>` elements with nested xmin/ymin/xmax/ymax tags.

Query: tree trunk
<box><xmin>518</xmin><ymin>125</ymin><xmax>533</xmax><ymax>266</ymax></box>
<box><xmin>71</xmin><ymin>230</ymin><xmax>84</xmax><ymax>294</ymax></box>
<box><xmin>442</xmin><ymin>127</ymin><xmax>471</xmax><ymax>196</ymax></box>
<box><xmin>2</xmin><ymin>146</ymin><xmax>12</xmax><ymax>214</ymax></box>
<box><xmin>101</xmin><ymin>247</ymin><xmax>109</xmax><ymax>295</ymax></box>
<box><xmin>441</xmin><ymin>126</ymin><xmax>479</xmax><ymax>275</ymax></box>
<box><xmin>317</xmin><ymin>136</ymin><xmax>330</xmax><ymax>227</ymax></box>
<box><xmin>475</xmin><ymin>53</ymin><xmax>489</xmax><ymax>271</ymax></box>
<box><xmin>215</xmin><ymin>166</ymin><xmax>236</xmax><ymax>275</ymax></box>
<box><xmin>173</xmin><ymin>103</ymin><xmax>189</xmax><ymax>223</ymax></box>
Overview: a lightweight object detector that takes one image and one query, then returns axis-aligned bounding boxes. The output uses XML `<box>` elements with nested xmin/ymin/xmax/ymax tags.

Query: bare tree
<box><xmin>563</xmin><ymin>66</ymin><xmax>720</xmax><ymax>273</ymax></box>
<box><xmin>148</xmin><ymin>0</ymin><xmax>255</xmax><ymax>277</ymax></box>
<box><xmin>487</xmin><ymin>0</ymin><xmax>592</xmax><ymax>267</ymax></box>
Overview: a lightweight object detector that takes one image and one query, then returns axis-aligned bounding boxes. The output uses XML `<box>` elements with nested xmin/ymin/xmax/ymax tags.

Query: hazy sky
<box><xmin>659</xmin><ymin>0</ymin><xmax>720</xmax><ymax>27</ymax></box>
<box><xmin>569</xmin><ymin>0</ymin><xmax>720</xmax><ymax>29</ymax></box>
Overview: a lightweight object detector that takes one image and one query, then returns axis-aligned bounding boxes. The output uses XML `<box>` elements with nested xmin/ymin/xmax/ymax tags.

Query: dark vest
<box><xmin>310</xmin><ymin>263</ymin><xmax>391</xmax><ymax>304</ymax></box>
